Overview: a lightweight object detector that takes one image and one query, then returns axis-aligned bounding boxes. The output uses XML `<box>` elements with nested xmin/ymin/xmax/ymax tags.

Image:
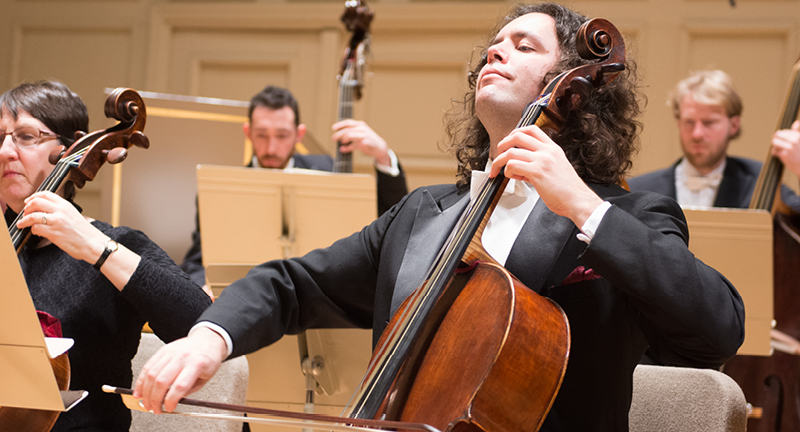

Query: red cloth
<box><xmin>560</xmin><ymin>265</ymin><xmax>601</xmax><ymax>285</ymax></box>
<box><xmin>37</xmin><ymin>310</ymin><xmax>63</xmax><ymax>338</ymax></box>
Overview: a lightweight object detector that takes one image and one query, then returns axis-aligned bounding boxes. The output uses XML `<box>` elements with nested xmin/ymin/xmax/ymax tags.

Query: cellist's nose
<box><xmin>486</xmin><ymin>43</ymin><xmax>506</xmax><ymax>64</ymax></box>
<box><xmin>0</xmin><ymin>133</ymin><xmax>18</xmax><ymax>161</ymax></box>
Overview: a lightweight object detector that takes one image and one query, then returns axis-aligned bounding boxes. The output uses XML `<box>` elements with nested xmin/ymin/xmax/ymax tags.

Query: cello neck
<box><xmin>749</xmin><ymin>59</ymin><xmax>800</xmax><ymax>212</ymax></box>
<box><xmin>8</xmin><ymin>149</ymin><xmax>83</xmax><ymax>253</ymax></box>
<box><xmin>345</xmin><ymin>93</ymin><xmax>555</xmax><ymax>421</ymax></box>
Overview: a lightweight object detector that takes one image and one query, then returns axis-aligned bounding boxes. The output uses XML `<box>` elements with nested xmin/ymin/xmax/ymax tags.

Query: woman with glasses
<box><xmin>0</xmin><ymin>80</ymin><xmax>212</xmax><ymax>432</ymax></box>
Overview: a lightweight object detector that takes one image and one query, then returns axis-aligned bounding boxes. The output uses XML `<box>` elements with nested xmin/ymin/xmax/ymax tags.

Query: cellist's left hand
<box><xmin>490</xmin><ymin>125</ymin><xmax>604</xmax><ymax>228</ymax></box>
<box><xmin>18</xmin><ymin>191</ymin><xmax>106</xmax><ymax>261</ymax></box>
<box><xmin>772</xmin><ymin>120</ymin><xmax>800</xmax><ymax>177</ymax></box>
<box><xmin>17</xmin><ymin>190</ymin><xmax>141</xmax><ymax>291</ymax></box>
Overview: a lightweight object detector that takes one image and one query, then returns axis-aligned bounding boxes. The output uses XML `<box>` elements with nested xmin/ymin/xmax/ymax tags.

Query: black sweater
<box><xmin>19</xmin><ymin>220</ymin><xmax>212</xmax><ymax>432</ymax></box>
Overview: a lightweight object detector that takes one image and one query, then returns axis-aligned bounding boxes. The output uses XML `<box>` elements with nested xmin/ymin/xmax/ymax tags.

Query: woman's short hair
<box><xmin>0</xmin><ymin>80</ymin><xmax>88</xmax><ymax>147</ymax></box>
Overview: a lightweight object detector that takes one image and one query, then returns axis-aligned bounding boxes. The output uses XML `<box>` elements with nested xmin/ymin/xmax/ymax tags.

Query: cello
<box><xmin>722</xmin><ymin>58</ymin><xmax>800</xmax><ymax>432</ymax></box>
<box><xmin>0</xmin><ymin>87</ymin><xmax>149</xmax><ymax>432</ymax></box>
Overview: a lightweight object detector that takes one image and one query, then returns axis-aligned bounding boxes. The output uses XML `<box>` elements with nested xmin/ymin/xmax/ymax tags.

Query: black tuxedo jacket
<box><xmin>201</xmin><ymin>182</ymin><xmax>744</xmax><ymax>431</ymax></box>
<box><xmin>627</xmin><ymin>156</ymin><xmax>760</xmax><ymax>208</ymax></box>
<box><xmin>180</xmin><ymin>153</ymin><xmax>408</xmax><ymax>286</ymax></box>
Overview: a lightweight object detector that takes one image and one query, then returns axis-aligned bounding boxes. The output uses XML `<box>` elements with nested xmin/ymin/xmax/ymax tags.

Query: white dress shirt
<box><xmin>674</xmin><ymin>158</ymin><xmax>725</xmax><ymax>208</ymax></box>
<box><xmin>470</xmin><ymin>163</ymin><xmax>610</xmax><ymax>265</ymax></box>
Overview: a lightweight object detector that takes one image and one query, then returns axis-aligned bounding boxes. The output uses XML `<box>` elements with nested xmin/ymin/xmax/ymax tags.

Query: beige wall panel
<box><xmin>14</xmin><ymin>26</ymin><xmax>135</xmax><ymax>221</ymax></box>
<box><xmin>197</xmin><ymin>62</ymin><xmax>290</xmax><ymax>101</ymax></box>
<box><xmin>15</xmin><ymin>28</ymin><xmax>134</xmax><ymax>122</ymax></box>
<box><xmin>348</xmin><ymin>29</ymin><xmax>484</xmax><ymax>189</ymax></box>
<box><xmin>686</xmin><ymin>30</ymin><xmax>789</xmax><ymax>163</ymax></box>
<box><xmin>165</xmin><ymin>29</ymin><xmax>336</xmax><ymax>152</ymax></box>
<box><xmin>359</xmin><ymin>63</ymin><xmax>463</xmax><ymax>189</ymax></box>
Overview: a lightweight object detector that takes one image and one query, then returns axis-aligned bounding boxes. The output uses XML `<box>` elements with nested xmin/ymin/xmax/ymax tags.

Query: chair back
<box><xmin>629</xmin><ymin>365</ymin><xmax>747</xmax><ymax>432</ymax></box>
<box><xmin>130</xmin><ymin>332</ymin><xmax>249</xmax><ymax>432</ymax></box>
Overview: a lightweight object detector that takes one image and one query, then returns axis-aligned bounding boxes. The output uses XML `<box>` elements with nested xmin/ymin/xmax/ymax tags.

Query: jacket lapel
<box><xmin>714</xmin><ymin>157</ymin><xmax>755</xmax><ymax>207</ymax></box>
<box><xmin>390</xmin><ymin>188</ymin><xmax>469</xmax><ymax>316</ymax></box>
<box><xmin>503</xmin><ymin>200</ymin><xmax>579</xmax><ymax>294</ymax></box>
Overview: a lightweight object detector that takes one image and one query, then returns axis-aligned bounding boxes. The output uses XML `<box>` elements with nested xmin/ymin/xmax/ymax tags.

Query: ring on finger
<box><xmin>42</xmin><ymin>213</ymin><xmax>48</xmax><ymax>225</ymax></box>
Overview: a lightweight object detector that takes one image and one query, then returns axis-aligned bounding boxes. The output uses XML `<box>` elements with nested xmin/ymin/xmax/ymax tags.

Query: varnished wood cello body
<box><xmin>723</xmin><ymin>59</ymin><xmax>800</xmax><ymax>432</ymax></box>
<box><xmin>0</xmin><ymin>88</ymin><xmax>149</xmax><ymax>432</ymax></box>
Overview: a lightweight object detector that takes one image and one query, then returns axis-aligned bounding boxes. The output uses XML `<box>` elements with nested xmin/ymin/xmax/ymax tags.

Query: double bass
<box><xmin>0</xmin><ymin>88</ymin><xmax>149</xmax><ymax>432</ymax></box>
<box><xmin>723</xmin><ymin>58</ymin><xmax>800</xmax><ymax>432</ymax></box>
<box><xmin>334</xmin><ymin>0</ymin><xmax>372</xmax><ymax>174</ymax></box>
<box><xmin>110</xmin><ymin>16</ymin><xmax>627</xmax><ymax>432</ymax></box>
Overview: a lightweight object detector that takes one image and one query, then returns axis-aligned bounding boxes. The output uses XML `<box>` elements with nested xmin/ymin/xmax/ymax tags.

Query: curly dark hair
<box><xmin>444</xmin><ymin>2</ymin><xmax>643</xmax><ymax>191</ymax></box>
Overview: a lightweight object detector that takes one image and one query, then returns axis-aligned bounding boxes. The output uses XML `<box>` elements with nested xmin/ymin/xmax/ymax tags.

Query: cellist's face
<box><xmin>475</xmin><ymin>13</ymin><xmax>561</xmax><ymax>134</ymax></box>
<box><xmin>0</xmin><ymin>107</ymin><xmax>60</xmax><ymax>213</ymax></box>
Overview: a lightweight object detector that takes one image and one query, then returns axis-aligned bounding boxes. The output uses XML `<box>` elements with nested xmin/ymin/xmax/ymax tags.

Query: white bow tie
<box><xmin>470</xmin><ymin>170</ymin><xmax>531</xmax><ymax>201</ymax></box>
<box><xmin>685</xmin><ymin>173</ymin><xmax>722</xmax><ymax>192</ymax></box>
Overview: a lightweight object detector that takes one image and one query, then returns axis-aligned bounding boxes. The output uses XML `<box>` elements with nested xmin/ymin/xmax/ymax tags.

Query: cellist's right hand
<box><xmin>133</xmin><ymin>326</ymin><xmax>228</xmax><ymax>414</ymax></box>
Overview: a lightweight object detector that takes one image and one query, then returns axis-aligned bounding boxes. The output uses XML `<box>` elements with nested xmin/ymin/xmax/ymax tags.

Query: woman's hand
<box><xmin>18</xmin><ymin>191</ymin><xmax>141</xmax><ymax>290</ymax></box>
<box><xmin>18</xmin><ymin>191</ymin><xmax>106</xmax><ymax>262</ymax></box>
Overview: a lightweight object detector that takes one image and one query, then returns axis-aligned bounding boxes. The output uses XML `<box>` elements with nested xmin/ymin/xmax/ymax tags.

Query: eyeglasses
<box><xmin>1</xmin><ymin>127</ymin><xmax>61</xmax><ymax>149</ymax></box>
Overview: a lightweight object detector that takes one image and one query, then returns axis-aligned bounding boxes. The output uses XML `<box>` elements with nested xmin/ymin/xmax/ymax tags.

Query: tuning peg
<box><xmin>104</xmin><ymin>147</ymin><xmax>128</xmax><ymax>164</ymax></box>
<box><xmin>48</xmin><ymin>145</ymin><xmax>66</xmax><ymax>165</ymax></box>
<box><xmin>599</xmin><ymin>63</ymin><xmax>625</xmax><ymax>76</ymax></box>
<box><xmin>129</xmin><ymin>131</ymin><xmax>150</xmax><ymax>149</ymax></box>
<box><xmin>73</xmin><ymin>131</ymin><xmax>87</xmax><ymax>141</ymax></box>
<box><xmin>569</xmin><ymin>76</ymin><xmax>593</xmax><ymax>99</ymax></box>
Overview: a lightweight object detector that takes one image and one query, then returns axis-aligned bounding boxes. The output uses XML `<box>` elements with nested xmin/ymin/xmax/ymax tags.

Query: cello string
<box><xmin>9</xmin><ymin>147</ymin><xmax>86</xmax><ymax>248</ymax></box>
<box><xmin>336</xmin><ymin>61</ymin><xmax>355</xmax><ymax>172</ymax></box>
<box><xmin>349</xmin><ymin>175</ymin><xmax>501</xmax><ymax>414</ymax></box>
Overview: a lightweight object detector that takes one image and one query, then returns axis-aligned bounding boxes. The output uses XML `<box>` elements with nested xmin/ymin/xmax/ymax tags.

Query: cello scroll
<box><xmin>531</xmin><ymin>18</ymin><xmax>625</xmax><ymax>133</ymax></box>
<box><xmin>66</xmin><ymin>88</ymin><xmax>149</xmax><ymax>189</ymax></box>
